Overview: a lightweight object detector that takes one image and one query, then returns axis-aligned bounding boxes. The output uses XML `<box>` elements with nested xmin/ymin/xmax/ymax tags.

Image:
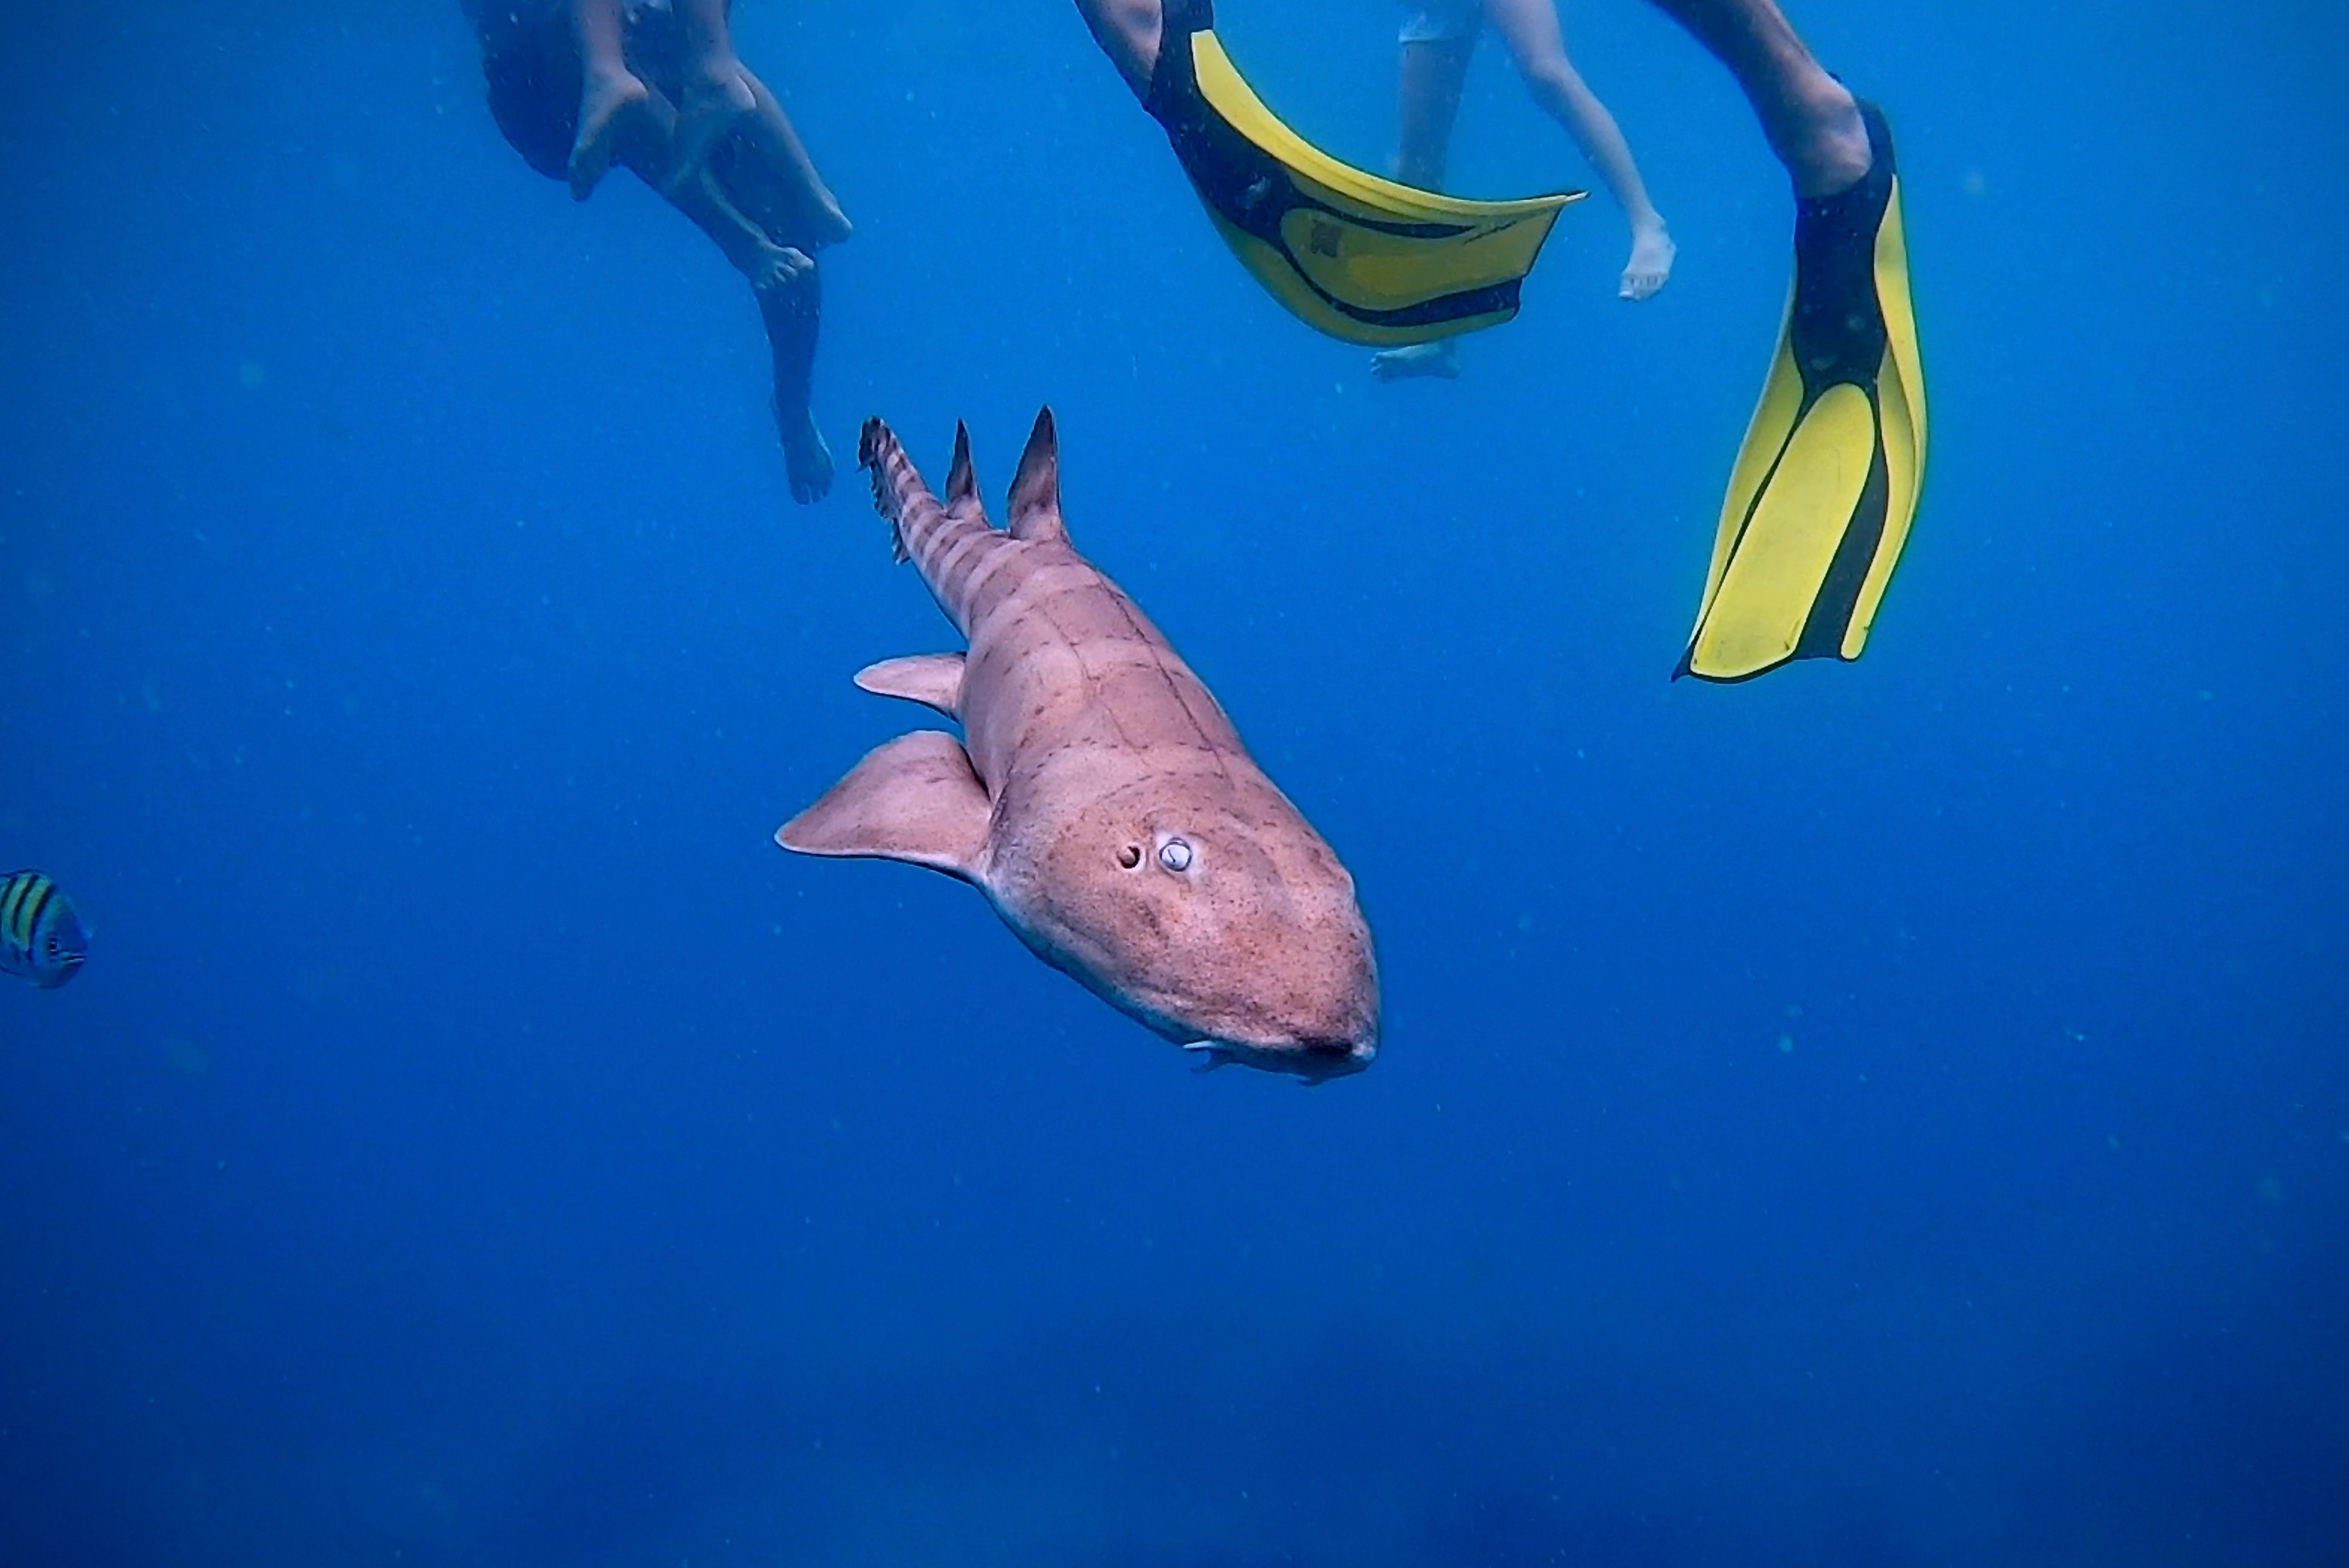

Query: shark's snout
<box><xmin>1138</xmin><ymin>902</ymin><xmax>1379</xmax><ymax>1081</ymax></box>
<box><xmin>1297</xmin><ymin>1035</ymin><xmax>1378</xmax><ymax>1079</ymax></box>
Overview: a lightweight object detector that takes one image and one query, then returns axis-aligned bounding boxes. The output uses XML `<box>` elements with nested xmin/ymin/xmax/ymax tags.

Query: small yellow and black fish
<box><xmin>1</xmin><ymin>870</ymin><xmax>89</xmax><ymax>990</ymax></box>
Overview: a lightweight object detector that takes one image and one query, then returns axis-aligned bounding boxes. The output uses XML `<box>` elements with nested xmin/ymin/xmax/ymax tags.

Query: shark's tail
<box><xmin>858</xmin><ymin>418</ymin><xmax>1003</xmax><ymax>636</ymax></box>
<box><xmin>857</xmin><ymin>417</ymin><xmax>931</xmax><ymax>565</ymax></box>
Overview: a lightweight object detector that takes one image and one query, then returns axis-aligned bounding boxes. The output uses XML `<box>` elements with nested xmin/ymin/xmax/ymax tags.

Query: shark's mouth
<box><xmin>991</xmin><ymin>878</ymin><xmax>1376</xmax><ymax>1080</ymax></box>
<box><xmin>1183</xmin><ymin>1037</ymin><xmax>1375</xmax><ymax>1083</ymax></box>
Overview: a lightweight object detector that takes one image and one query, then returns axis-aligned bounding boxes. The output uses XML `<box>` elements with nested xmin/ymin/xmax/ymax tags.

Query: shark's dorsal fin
<box><xmin>776</xmin><ymin>731</ymin><xmax>990</xmax><ymax>883</ymax></box>
<box><xmin>1007</xmin><ymin>406</ymin><xmax>1068</xmax><ymax>546</ymax></box>
<box><xmin>854</xmin><ymin>653</ymin><xmax>965</xmax><ymax>719</ymax></box>
<box><xmin>945</xmin><ymin>422</ymin><xmax>987</xmax><ymax>526</ymax></box>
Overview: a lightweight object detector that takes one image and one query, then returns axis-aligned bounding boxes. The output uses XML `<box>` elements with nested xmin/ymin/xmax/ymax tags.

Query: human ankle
<box><xmin>1783</xmin><ymin>80</ymin><xmax>1867</xmax><ymax>198</ymax></box>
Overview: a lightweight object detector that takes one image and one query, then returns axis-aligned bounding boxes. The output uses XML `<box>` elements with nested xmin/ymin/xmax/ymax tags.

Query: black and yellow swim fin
<box><xmin>1678</xmin><ymin>102</ymin><xmax>1927</xmax><ymax>682</ymax></box>
<box><xmin>1145</xmin><ymin>0</ymin><xmax>1582</xmax><ymax>348</ymax></box>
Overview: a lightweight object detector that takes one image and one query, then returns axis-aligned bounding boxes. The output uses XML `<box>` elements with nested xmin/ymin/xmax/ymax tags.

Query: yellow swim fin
<box><xmin>1679</xmin><ymin>101</ymin><xmax>1927</xmax><ymax>682</ymax></box>
<box><xmin>1145</xmin><ymin>0</ymin><xmax>1583</xmax><ymax>348</ymax></box>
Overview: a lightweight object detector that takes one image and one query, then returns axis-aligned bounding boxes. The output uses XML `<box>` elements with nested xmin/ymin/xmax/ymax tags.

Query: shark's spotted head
<box><xmin>1007</xmin><ymin>782</ymin><xmax>1380</xmax><ymax>1082</ymax></box>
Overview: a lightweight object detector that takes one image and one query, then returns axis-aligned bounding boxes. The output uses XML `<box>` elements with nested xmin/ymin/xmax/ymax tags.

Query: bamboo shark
<box><xmin>778</xmin><ymin>410</ymin><xmax>1379</xmax><ymax>1081</ymax></box>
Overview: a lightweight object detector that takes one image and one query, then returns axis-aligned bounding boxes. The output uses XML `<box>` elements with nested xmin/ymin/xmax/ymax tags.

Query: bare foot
<box><xmin>797</xmin><ymin>186</ymin><xmax>855</xmax><ymax>251</ymax></box>
<box><xmin>1369</xmin><ymin>339</ymin><xmax>1462</xmax><ymax>382</ymax></box>
<box><xmin>744</xmin><ymin>243</ymin><xmax>814</xmax><ymax>295</ymax></box>
<box><xmin>1620</xmin><ymin>220</ymin><xmax>1676</xmax><ymax>301</ymax></box>
<box><xmin>568</xmin><ymin>65</ymin><xmax>651</xmax><ymax>201</ymax></box>
<box><xmin>669</xmin><ymin>60</ymin><xmax>758</xmax><ymax>192</ymax></box>
<box><xmin>777</xmin><ymin>403</ymin><xmax>834</xmax><ymax>504</ymax></box>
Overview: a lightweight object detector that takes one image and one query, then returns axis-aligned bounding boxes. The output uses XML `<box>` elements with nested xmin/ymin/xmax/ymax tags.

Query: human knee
<box><xmin>1515</xmin><ymin>56</ymin><xmax>1586</xmax><ymax>109</ymax></box>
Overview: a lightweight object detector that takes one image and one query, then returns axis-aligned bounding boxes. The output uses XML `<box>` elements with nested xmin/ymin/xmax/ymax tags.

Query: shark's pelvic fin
<box><xmin>1007</xmin><ymin>407</ymin><xmax>1069</xmax><ymax>547</ymax></box>
<box><xmin>854</xmin><ymin>653</ymin><xmax>966</xmax><ymax>719</ymax></box>
<box><xmin>776</xmin><ymin>731</ymin><xmax>989</xmax><ymax>881</ymax></box>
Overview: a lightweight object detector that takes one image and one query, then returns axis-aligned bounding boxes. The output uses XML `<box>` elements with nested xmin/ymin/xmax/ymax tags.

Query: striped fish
<box><xmin>1</xmin><ymin>871</ymin><xmax>88</xmax><ymax>990</ymax></box>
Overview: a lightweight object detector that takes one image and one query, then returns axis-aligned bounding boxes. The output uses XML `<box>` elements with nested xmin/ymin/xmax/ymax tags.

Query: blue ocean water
<box><xmin>3</xmin><ymin>0</ymin><xmax>2344</xmax><ymax>1562</ymax></box>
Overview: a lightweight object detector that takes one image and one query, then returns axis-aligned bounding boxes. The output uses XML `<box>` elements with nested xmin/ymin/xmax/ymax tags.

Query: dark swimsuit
<box><xmin>472</xmin><ymin>1</ymin><xmax>581</xmax><ymax>183</ymax></box>
<box><xmin>470</xmin><ymin>1</ymin><xmax>687</xmax><ymax>183</ymax></box>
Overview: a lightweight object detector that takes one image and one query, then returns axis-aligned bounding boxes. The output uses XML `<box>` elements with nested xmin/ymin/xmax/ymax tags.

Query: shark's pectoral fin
<box><xmin>853</xmin><ymin>653</ymin><xmax>966</xmax><ymax>718</ymax></box>
<box><xmin>1007</xmin><ymin>406</ymin><xmax>1069</xmax><ymax>546</ymax></box>
<box><xmin>777</xmin><ymin>731</ymin><xmax>990</xmax><ymax>882</ymax></box>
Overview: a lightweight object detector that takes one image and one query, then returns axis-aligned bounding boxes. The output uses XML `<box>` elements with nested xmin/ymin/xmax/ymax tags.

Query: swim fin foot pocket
<box><xmin>1678</xmin><ymin>100</ymin><xmax>1927</xmax><ymax>683</ymax></box>
<box><xmin>1145</xmin><ymin>0</ymin><xmax>1582</xmax><ymax>348</ymax></box>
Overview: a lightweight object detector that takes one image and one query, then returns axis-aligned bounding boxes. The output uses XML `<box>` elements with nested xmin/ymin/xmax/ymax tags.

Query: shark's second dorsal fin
<box><xmin>945</xmin><ymin>422</ymin><xmax>986</xmax><ymax>526</ymax></box>
<box><xmin>1007</xmin><ymin>407</ymin><xmax>1068</xmax><ymax>546</ymax></box>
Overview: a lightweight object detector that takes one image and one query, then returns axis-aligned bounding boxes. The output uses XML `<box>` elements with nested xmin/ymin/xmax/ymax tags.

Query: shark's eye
<box><xmin>1157</xmin><ymin>838</ymin><xmax>1194</xmax><ymax>873</ymax></box>
<box><xmin>1117</xmin><ymin>844</ymin><xmax>1143</xmax><ymax>870</ymax></box>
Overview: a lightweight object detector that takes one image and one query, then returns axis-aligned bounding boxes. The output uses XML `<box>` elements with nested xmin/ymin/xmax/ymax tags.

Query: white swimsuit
<box><xmin>1397</xmin><ymin>0</ymin><xmax>1484</xmax><ymax>45</ymax></box>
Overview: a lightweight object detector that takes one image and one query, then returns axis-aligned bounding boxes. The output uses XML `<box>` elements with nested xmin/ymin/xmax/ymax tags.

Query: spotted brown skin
<box><xmin>780</xmin><ymin>410</ymin><xmax>1378</xmax><ymax>1081</ymax></box>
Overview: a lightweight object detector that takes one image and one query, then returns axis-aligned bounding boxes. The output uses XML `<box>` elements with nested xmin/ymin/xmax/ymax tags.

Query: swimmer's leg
<box><xmin>623</xmin><ymin>87</ymin><xmax>799</xmax><ymax>287</ymax></box>
<box><xmin>1373</xmin><ymin>29</ymin><xmax>1475</xmax><ymax>381</ymax></box>
<box><xmin>759</xmin><ymin>263</ymin><xmax>833</xmax><ymax>505</ymax></box>
<box><xmin>1395</xmin><ymin>32</ymin><xmax>1475</xmax><ymax>189</ymax></box>
<box><xmin>1073</xmin><ymin>0</ymin><xmax>1165</xmax><ymax>100</ymax></box>
<box><xmin>668</xmin><ymin>0</ymin><xmax>760</xmax><ymax>189</ymax></box>
<box><xmin>567</xmin><ymin>0</ymin><xmax>651</xmax><ymax>200</ymax></box>
<box><xmin>732</xmin><ymin>72</ymin><xmax>853</xmax><ymax>250</ymax></box>
<box><xmin>1486</xmin><ymin>0</ymin><xmax>1674</xmax><ymax>300</ymax></box>
<box><xmin>1648</xmin><ymin>1</ymin><xmax>1926</xmax><ymax>681</ymax></box>
<box><xmin>1639</xmin><ymin>0</ymin><xmax>1866</xmax><ymax>197</ymax></box>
